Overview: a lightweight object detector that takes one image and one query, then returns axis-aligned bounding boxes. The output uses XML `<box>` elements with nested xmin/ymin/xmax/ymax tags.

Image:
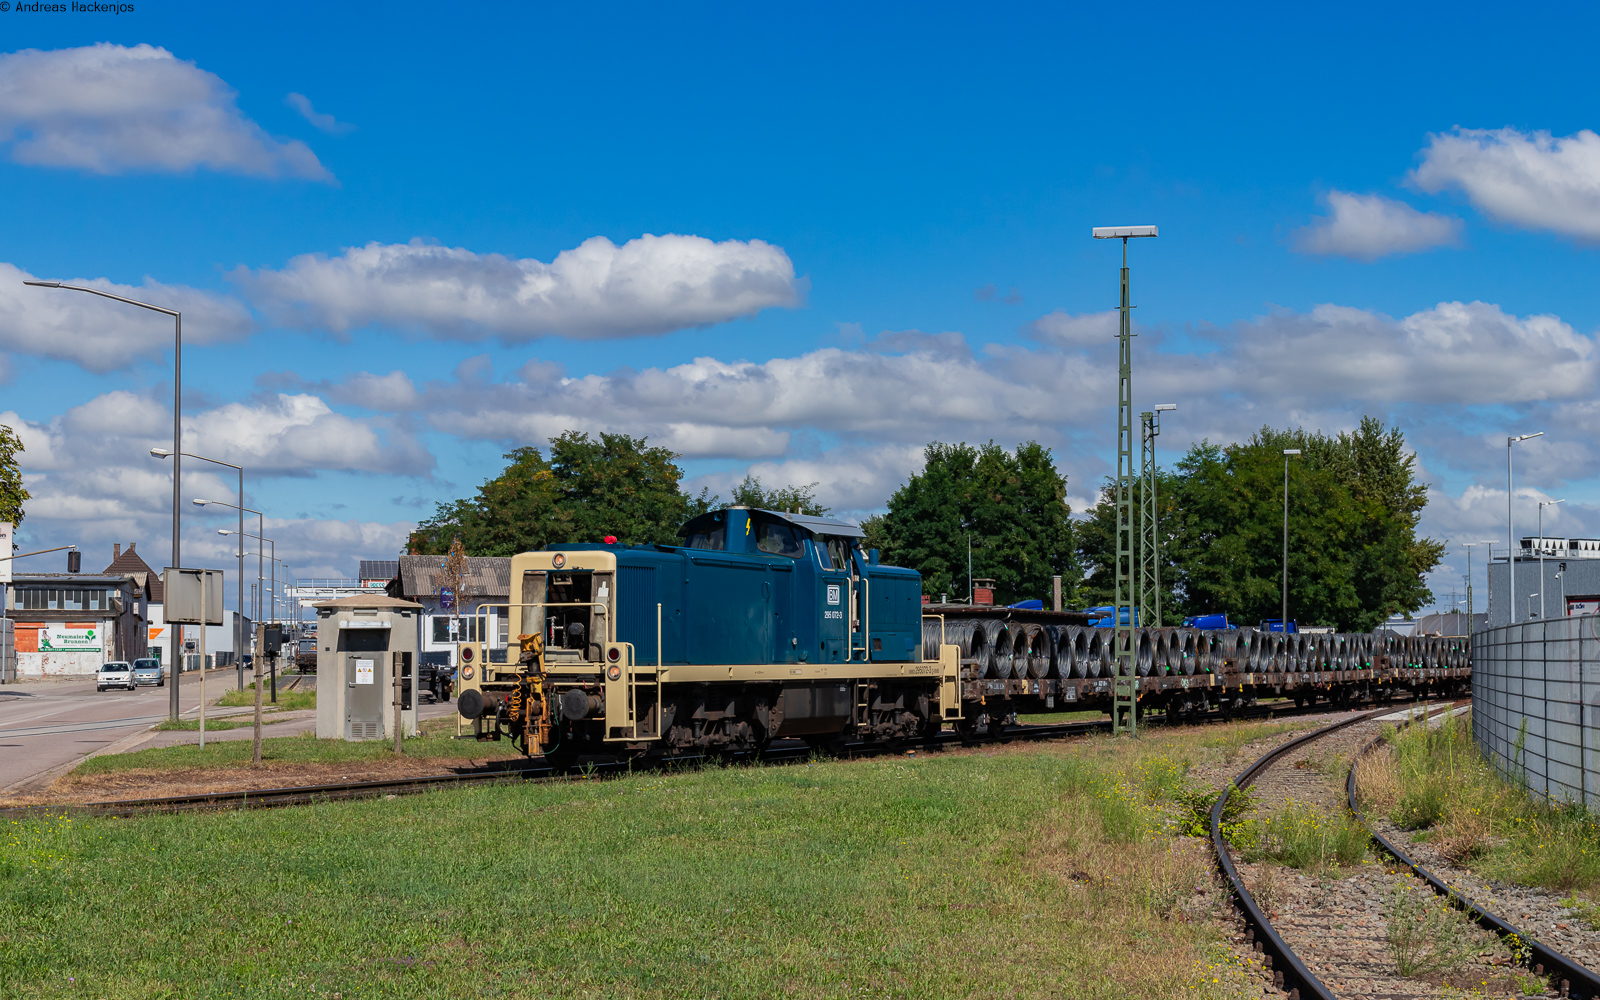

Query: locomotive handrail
<box><xmin>466</xmin><ymin>600</ymin><xmax>611</xmax><ymax>650</ymax></box>
<box><xmin>921</xmin><ymin>613</ymin><xmax>946</xmax><ymax>646</ymax></box>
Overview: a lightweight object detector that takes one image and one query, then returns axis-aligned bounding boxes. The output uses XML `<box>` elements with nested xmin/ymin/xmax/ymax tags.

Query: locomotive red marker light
<box><xmin>607</xmin><ymin>647</ymin><xmax>620</xmax><ymax>662</ymax></box>
<box><xmin>604</xmin><ymin>535</ymin><xmax>617</xmax><ymax>544</ymax></box>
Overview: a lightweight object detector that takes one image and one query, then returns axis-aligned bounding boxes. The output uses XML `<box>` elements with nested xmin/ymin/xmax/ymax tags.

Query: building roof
<box><xmin>103</xmin><ymin>543</ymin><xmax>162</xmax><ymax>602</ymax></box>
<box><xmin>358</xmin><ymin>559</ymin><xmax>399</xmax><ymax>581</ymax></box>
<box><xmin>391</xmin><ymin>555</ymin><xmax>511</xmax><ymax>600</ymax></box>
<box><xmin>311</xmin><ymin>594</ymin><xmax>424</xmax><ymax>611</ymax></box>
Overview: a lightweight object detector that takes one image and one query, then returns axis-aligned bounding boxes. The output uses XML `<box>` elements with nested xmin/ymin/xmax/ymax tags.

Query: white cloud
<box><xmin>285</xmin><ymin>92</ymin><xmax>353</xmax><ymax>135</ymax></box>
<box><xmin>0</xmin><ymin>261</ymin><xmax>255</xmax><ymax>373</ymax></box>
<box><xmin>2</xmin><ymin>391</ymin><xmax>429</xmax><ymax>583</ymax></box>
<box><xmin>234</xmin><ymin>234</ymin><xmax>802</xmax><ymax>341</ymax></box>
<box><xmin>0</xmin><ymin>43</ymin><xmax>331</xmax><ymax>180</ymax></box>
<box><xmin>1026</xmin><ymin>309</ymin><xmax>1118</xmax><ymax>346</ymax></box>
<box><xmin>1292</xmin><ymin>191</ymin><xmax>1463</xmax><ymax>260</ymax></box>
<box><xmin>1413</xmin><ymin>127</ymin><xmax>1600</xmax><ymax>240</ymax></box>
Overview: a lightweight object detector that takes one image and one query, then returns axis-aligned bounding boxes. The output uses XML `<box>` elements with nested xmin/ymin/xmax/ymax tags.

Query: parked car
<box><xmin>132</xmin><ymin>658</ymin><xmax>165</xmax><ymax>687</ymax></box>
<box><xmin>97</xmin><ymin>661</ymin><xmax>136</xmax><ymax>692</ymax></box>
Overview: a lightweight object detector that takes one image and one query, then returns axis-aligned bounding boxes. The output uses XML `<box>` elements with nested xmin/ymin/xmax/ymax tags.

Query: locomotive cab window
<box><xmin>546</xmin><ymin>571</ymin><xmax>600</xmax><ymax>658</ymax></box>
<box><xmin>817</xmin><ymin>535</ymin><xmax>854</xmax><ymax>570</ymax></box>
<box><xmin>755</xmin><ymin>517</ymin><xmax>804</xmax><ymax>558</ymax></box>
<box><xmin>682</xmin><ymin>524</ymin><xmax>726</xmax><ymax>550</ymax></box>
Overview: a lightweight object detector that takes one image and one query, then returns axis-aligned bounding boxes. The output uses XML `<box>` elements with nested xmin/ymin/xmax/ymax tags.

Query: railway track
<box><xmin>1212</xmin><ymin>702</ymin><xmax>1600</xmax><ymax>1000</ymax></box>
<box><xmin>1</xmin><ymin>691</ymin><xmax>1420</xmax><ymax>818</ymax></box>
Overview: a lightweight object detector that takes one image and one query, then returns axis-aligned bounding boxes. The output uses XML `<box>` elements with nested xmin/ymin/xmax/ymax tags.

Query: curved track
<box><xmin>1213</xmin><ymin>702</ymin><xmax>1600</xmax><ymax>999</ymax></box>
<box><xmin>1348</xmin><ymin>720</ymin><xmax>1600</xmax><ymax>1000</ymax></box>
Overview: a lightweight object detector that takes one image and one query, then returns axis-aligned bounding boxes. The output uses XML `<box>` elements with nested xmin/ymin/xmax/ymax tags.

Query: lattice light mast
<box><xmin>1093</xmin><ymin>224</ymin><xmax>1158</xmax><ymax>735</ymax></box>
<box><xmin>1139</xmin><ymin>404</ymin><xmax>1177</xmax><ymax>632</ymax></box>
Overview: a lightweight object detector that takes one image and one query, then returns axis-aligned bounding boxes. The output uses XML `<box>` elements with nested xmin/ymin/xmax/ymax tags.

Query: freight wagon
<box><xmin>452</xmin><ymin>506</ymin><xmax>1469</xmax><ymax>761</ymax></box>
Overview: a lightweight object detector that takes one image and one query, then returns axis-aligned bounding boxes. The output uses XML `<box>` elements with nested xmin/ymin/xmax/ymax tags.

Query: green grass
<box><xmin>216</xmin><ymin>684</ymin><xmax>315</xmax><ymax>712</ymax></box>
<box><xmin>71</xmin><ymin>725</ymin><xmax>522</xmax><ymax>776</ymax></box>
<box><xmin>1367</xmin><ymin>711</ymin><xmax>1600</xmax><ymax>893</ymax></box>
<box><xmin>3</xmin><ymin>736</ymin><xmax>1285</xmax><ymax>999</ymax></box>
<box><xmin>151</xmin><ymin>715</ymin><xmax>303</xmax><ymax>732</ymax></box>
<box><xmin>1239</xmin><ymin>800</ymin><xmax>1368</xmax><ymax>872</ymax></box>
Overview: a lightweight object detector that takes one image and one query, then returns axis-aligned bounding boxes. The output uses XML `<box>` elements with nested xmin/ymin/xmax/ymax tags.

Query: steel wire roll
<box><xmin>1022</xmin><ymin>623</ymin><xmax>1051</xmax><ymax>678</ymax></box>
<box><xmin>1312</xmin><ymin>634</ymin><xmax>1331</xmax><ymax>670</ymax></box>
<box><xmin>1269</xmin><ymin>633</ymin><xmax>1287</xmax><ymax>672</ymax></box>
<box><xmin>990</xmin><ymin>622</ymin><xmax>1016</xmax><ymax>679</ymax></box>
<box><xmin>1057</xmin><ymin>626</ymin><xmax>1080</xmax><ymax>678</ymax></box>
<box><xmin>1070</xmin><ymin>626</ymin><xmax>1092</xmax><ymax>678</ymax></box>
<box><xmin>1177</xmin><ymin>629</ymin><xmax>1201</xmax><ymax>675</ymax></box>
<box><xmin>1289</xmin><ymin>634</ymin><xmax>1309</xmax><ymax>672</ymax></box>
<box><xmin>1245</xmin><ymin>629</ymin><xmax>1266</xmax><ymax>671</ymax></box>
<box><xmin>1083</xmin><ymin>628</ymin><xmax>1105</xmax><ymax>678</ymax></box>
<box><xmin>921</xmin><ymin>619</ymin><xmax>987</xmax><ymax>666</ymax></box>
<box><xmin>1042</xmin><ymin>624</ymin><xmax>1063</xmax><ymax>677</ymax></box>
<box><xmin>1134</xmin><ymin>628</ymin><xmax>1154</xmax><ymax>676</ymax></box>
<box><xmin>1145</xmin><ymin>629</ymin><xmax>1166</xmax><ymax>676</ymax></box>
<box><xmin>1221</xmin><ymin>630</ymin><xmax>1249</xmax><ymax>670</ymax></box>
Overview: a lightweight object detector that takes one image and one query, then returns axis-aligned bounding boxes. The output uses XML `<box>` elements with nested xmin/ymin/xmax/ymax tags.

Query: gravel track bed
<box><xmin>1233</xmin><ymin>712</ymin><xmax>1547</xmax><ymax>999</ymax></box>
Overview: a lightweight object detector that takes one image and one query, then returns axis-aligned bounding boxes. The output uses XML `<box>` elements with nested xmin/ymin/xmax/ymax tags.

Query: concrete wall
<box><xmin>1487</xmin><ymin>557</ymin><xmax>1600</xmax><ymax>628</ymax></box>
<box><xmin>1472</xmin><ymin>617</ymin><xmax>1600</xmax><ymax>809</ymax></box>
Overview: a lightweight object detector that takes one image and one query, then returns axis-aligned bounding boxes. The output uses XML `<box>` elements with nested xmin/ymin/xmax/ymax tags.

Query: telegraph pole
<box><xmin>1094</xmin><ymin>225</ymin><xmax>1157</xmax><ymax>735</ymax></box>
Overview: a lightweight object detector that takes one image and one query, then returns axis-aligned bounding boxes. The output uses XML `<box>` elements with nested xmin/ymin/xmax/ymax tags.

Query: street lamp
<box><xmin>155</xmin><ymin>450</ymin><xmax>246</xmax><ymax>690</ymax></box>
<box><xmin>27</xmin><ymin>279</ymin><xmax>182</xmax><ymax>720</ymax></box>
<box><xmin>221</xmin><ymin>528</ymin><xmax>277</xmax><ymax>704</ymax></box>
<box><xmin>1282</xmin><ymin>449</ymin><xmax>1302</xmax><ymax>632</ymax></box>
<box><xmin>1539</xmin><ymin>499</ymin><xmax>1565</xmax><ymax>618</ymax></box>
<box><xmin>1508</xmin><ymin>432</ymin><xmax>1543</xmax><ymax>626</ymax></box>
<box><xmin>1094</xmin><ymin>223</ymin><xmax>1158</xmax><ymax>737</ymax></box>
<box><xmin>1462</xmin><ymin>540</ymin><xmax>1496</xmax><ymax>634</ymax></box>
<box><xmin>1529</xmin><ymin>593</ymin><xmax>1539</xmax><ymax>621</ymax></box>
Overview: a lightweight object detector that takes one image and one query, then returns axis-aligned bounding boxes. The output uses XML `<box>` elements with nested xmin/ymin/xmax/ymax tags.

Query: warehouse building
<box><xmin>1486</xmin><ymin>536</ymin><xmax>1600</xmax><ymax>626</ymax></box>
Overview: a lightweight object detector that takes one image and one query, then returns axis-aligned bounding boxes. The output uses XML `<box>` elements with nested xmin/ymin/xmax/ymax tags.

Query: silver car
<box><xmin>97</xmin><ymin>661</ymin><xmax>136</xmax><ymax>692</ymax></box>
<box><xmin>132</xmin><ymin>658</ymin><xmax>164</xmax><ymax>687</ymax></box>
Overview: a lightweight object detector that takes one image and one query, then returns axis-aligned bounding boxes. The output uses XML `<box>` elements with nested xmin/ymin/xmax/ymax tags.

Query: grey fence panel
<box><xmin>1472</xmin><ymin>617</ymin><xmax>1600</xmax><ymax>811</ymax></box>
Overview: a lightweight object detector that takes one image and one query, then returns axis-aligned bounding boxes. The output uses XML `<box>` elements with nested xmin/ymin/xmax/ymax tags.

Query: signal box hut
<box><xmin>312</xmin><ymin>594</ymin><xmax>422</xmax><ymax>741</ymax></box>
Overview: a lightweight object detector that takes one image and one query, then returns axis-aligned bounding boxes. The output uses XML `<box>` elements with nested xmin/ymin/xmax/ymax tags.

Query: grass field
<box><xmin>73</xmin><ymin>720</ymin><xmax>521</xmax><ymax>777</ymax></box>
<box><xmin>0</xmin><ymin>725</ymin><xmax>1307</xmax><ymax>999</ymax></box>
<box><xmin>1359</xmin><ymin>710</ymin><xmax>1600</xmax><ymax>895</ymax></box>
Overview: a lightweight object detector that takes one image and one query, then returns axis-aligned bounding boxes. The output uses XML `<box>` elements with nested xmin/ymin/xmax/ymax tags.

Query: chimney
<box><xmin>113</xmin><ymin>543</ymin><xmax>122</xmax><ymax>560</ymax></box>
<box><xmin>128</xmin><ymin>542</ymin><xmax>136</xmax><ymax>552</ymax></box>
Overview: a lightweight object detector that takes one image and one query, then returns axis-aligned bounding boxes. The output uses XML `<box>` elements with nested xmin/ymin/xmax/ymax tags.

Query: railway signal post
<box><xmin>1095</xmin><ymin>225</ymin><xmax>1158</xmax><ymax>735</ymax></box>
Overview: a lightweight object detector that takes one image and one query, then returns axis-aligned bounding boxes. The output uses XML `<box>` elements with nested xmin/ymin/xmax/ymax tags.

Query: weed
<box><xmin>1249</xmin><ymin>864</ymin><xmax>1282</xmax><ymax>915</ymax></box>
<box><xmin>1174</xmin><ymin>782</ymin><xmax>1256</xmax><ymax>843</ymax></box>
<box><xmin>1241</xmin><ymin>800</ymin><xmax>1367</xmax><ymax>872</ymax></box>
<box><xmin>1384</xmin><ymin>881</ymin><xmax>1488</xmax><ymax>977</ymax></box>
<box><xmin>218</xmin><ymin>685</ymin><xmax>315</xmax><ymax>711</ymax></box>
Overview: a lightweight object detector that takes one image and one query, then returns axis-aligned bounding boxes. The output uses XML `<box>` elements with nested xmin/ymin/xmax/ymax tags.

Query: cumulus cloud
<box><xmin>1292</xmin><ymin>191</ymin><xmax>1463</xmax><ymax>260</ymax></box>
<box><xmin>234</xmin><ymin>234</ymin><xmax>802</xmax><ymax>341</ymax></box>
<box><xmin>0</xmin><ymin>43</ymin><xmax>331</xmax><ymax>180</ymax></box>
<box><xmin>285</xmin><ymin>92</ymin><xmax>354</xmax><ymax>135</ymax></box>
<box><xmin>1413</xmin><ymin>127</ymin><xmax>1600</xmax><ymax>240</ymax></box>
<box><xmin>1026</xmin><ymin>309</ymin><xmax>1118</xmax><ymax>347</ymax></box>
<box><xmin>2</xmin><ymin>390</ymin><xmax>430</xmax><ymax>582</ymax></box>
<box><xmin>0</xmin><ymin>261</ymin><xmax>255</xmax><ymax>373</ymax></box>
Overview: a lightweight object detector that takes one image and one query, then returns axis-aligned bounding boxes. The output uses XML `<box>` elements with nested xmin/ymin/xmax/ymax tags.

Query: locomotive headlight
<box><xmin>461</xmin><ymin>665</ymin><xmax>475</xmax><ymax>681</ymax></box>
<box><xmin>607</xmin><ymin>664</ymin><xmax>622</xmax><ymax>681</ymax></box>
<box><xmin>607</xmin><ymin>647</ymin><xmax>620</xmax><ymax>662</ymax></box>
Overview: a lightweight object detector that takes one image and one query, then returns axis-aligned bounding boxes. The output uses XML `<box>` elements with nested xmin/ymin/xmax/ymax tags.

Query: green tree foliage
<box><xmin>1077</xmin><ymin>417</ymin><xmax>1442</xmax><ymax>631</ymax></box>
<box><xmin>1075</xmin><ymin>470</ymin><xmax>1185</xmax><ymax>621</ymax></box>
<box><xmin>873</xmin><ymin>441</ymin><xmax>1076</xmax><ymax>605</ymax></box>
<box><xmin>409</xmin><ymin>431</ymin><xmax>695</xmax><ymax>554</ymax></box>
<box><xmin>728</xmin><ymin>475</ymin><xmax>829</xmax><ymax>515</ymax></box>
<box><xmin>0</xmin><ymin>423</ymin><xmax>28</xmax><ymax>533</ymax></box>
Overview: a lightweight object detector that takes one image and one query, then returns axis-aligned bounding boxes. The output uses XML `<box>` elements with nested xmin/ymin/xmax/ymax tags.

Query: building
<box><xmin>1487</xmin><ymin>536</ymin><xmax>1600</xmax><ymax>626</ymax></box>
<box><xmin>387</xmin><ymin>555</ymin><xmax>510</xmax><ymax>668</ymax></box>
<box><xmin>3</xmin><ymin>545</ymin><xmax>153</xmax><ymax>676</ymax></box>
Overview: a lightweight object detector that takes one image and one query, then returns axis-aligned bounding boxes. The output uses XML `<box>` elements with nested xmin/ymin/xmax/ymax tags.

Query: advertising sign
<box><xmin>40</xmin><ymin>625</ymin><xmax>102</xmax><ymax>652</ymax></box>
<box><xmin>1568</xmin><ymin>598</ymin><xmax>1600</xmax><ymax>617</ymax></box>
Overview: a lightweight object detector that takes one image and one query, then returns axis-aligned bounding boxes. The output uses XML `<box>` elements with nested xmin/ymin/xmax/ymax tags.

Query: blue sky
<box><xmin>2</xmin><ymin>0</ymin><xmax>1598</xmax><ymax>617</ymax></box>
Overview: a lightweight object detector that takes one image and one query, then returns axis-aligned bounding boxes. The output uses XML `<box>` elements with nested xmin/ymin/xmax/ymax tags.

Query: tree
<box><xmin>729</xmin><ymin>475</ymin><xmax>829</xmax><ymax>515</ymax></box>
<box><xmin>1079</xmin><ymin>419</ymin><xmax>1442</xmax><ymax>632</ymax></box>
<box><xmin>409</xmin><ymin>431</ymin><xmax>697</xmax><ymax>555</ymax></box>
<box><xmin>1074</xmin><ymin>468</ymin><xmax>1185</xmax><ymax>620</ymax></box>
<box><xmin>0</xmin><ymin>423</ymin><xmax>28</xmax><ymax>533</ymax></box>
<box><xmin>874</xmin><ymin>440</ymin><xmax>1076</xmax><ymax>605</ymax></box>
